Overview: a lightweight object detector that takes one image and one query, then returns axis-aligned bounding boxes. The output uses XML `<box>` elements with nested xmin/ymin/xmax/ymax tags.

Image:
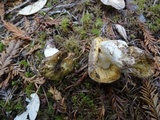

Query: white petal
<box><xmin>18</xmin><ymin>0</ymin><xmax>47</xmax><ymax>15</ymax></box>
<box><xmin>115</xmin><ymin>24</ymin><xmax>127</xmax><ymax>40</ymax></box>
<box><xmin>101</xmin><ymin>0</ymin><xmax>125</xmax><ymax>10</ymax></box>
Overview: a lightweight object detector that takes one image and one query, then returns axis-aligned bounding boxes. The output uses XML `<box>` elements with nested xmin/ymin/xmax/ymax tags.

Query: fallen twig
<box><xmin>6</xmin><ymin>0</ymin><xmax>31</xmax><ymax>14</ymax></box>
<box><xmin>65</xmin><ymin>71</ymin><xmax>88</xmax><ymax>90</ymax></box>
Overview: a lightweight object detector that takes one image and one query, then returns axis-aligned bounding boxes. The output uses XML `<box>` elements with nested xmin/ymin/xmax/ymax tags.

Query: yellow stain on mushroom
<box><xmin>88</xmin><ymin>37</ymin><xmax>154</xmax><ymax>83</ymax></box>
<box><xmin>88</xmin><ymin>37</ymin><xmax>121</xmax><ymax>83</ymax></box>
<box><xmin>39</xmin><ymin>51</ymin><xmax>74</xmax><ymax>81</ymax></box>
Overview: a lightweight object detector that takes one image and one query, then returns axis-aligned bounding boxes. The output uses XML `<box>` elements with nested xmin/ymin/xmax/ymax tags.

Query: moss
<box><xmin>113</xmin><ymin>15</ymin><xmax>121</xmax><ymax>23</ymax></box>
<box><xmin>71</xmin><ymin>91</ymin><xmax>98</xmax><ymax>119</ymax></box>
<box><xmin>0</xmin><ymin>42</ymin><xmax>5</xmax><ymax>52</ymax></box>
<box><xmin>72</xmin><ymin>92</ymin><xmax>96</xmax><ymax>110</ymax></box>
<box><xmin>60</xmin><ymin>18</ymin><xmax>70</xmax><ymax>33</ymax></box>
<box><xmin>63</xmin><ymin>36</ymin><xmax>81</xmax><ymax>56</ymax></box>
<box><xmin>11</xmin><ymin>80</ymin><xmax>21</xmax><ymax>86</ymax></box>
<box><xmin>35</xmin><ymin>50</ymin><xmax>44</xmax><ymax>61</ymax></box>
<box><xmin>1</xmin><ymin>101</ymin><xmax>12</xmax><ymax>113</ymax></box>
<box><xmin>91</xmin><ymin>28</ymin><xmax>101</xmax><ymax>36</ymax></box>
<box><xmin>25</xmin><ymin>83</ymin><xmax>34</xmax><ymax>97</ymax></box>
<box><xmin>55</xmin><ymin>115</ymin><xmax>65</xmax><ymax>120</ymax></box>
<box><xmin>38</xmin><ymin>31</ymin><xmax>47</xmax><ymax>48</ymax></box>
<box><xmin>134</xmin><ymin>0</ymin><xmax>160</xmax><ymax>33</ymax></box>
<box><xmin>75</xmin><ymin>27</ymin><xmax>87</xmax><ymax>39</ymax></box>
<box><xmin>95</xmin><ymin>18</ymin><xmax>103</xmax><ymax>28</ymax></box>
<box><xmin>25</xmin><ymin>72</ymin><xmax>34</xmax><ymax>78</ymax></box>
<box><xmin>14</xmin><ymin>100</ymin><xmax>25</xmax><ymax>111</ymax></box>
<box><xmin>19</xmin><ymin>60</ymin><xmax>29</xmax><ymax>67</ymax></box>
<box><xmin>81</xmin><ymin>12</ymin><xmax>93</xmax><ymax>29</ymax></box>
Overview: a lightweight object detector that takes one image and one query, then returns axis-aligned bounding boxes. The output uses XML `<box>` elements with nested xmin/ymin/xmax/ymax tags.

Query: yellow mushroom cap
<box><xmin>88</xmin><ymin>37</ymin><xmax>154</xmax><ymax>83</ymax></box>
<box><xmin>39</xmin><ymin>51</ymin><xmax>74</xmax><ymax>81</ymax></box>
<box><xmin>126</xmin><ymin>46</ymin><xmax>154</xmax><ymax>78</ymax></box>
<box><xmin>88</xmin><ymin>37</ymin><xmax>121</xmax><ymax>83</ymax></box>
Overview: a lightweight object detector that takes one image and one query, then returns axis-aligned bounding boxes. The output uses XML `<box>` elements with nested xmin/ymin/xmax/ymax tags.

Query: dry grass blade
<box><xmin>138</xmin><ymin>22</ymin><xmax>160</xmax><ymax>55</ymax></box>
<box><xmin>3</xmin><ymin>21</ymin><xmax>31</xmax><ymax>40</ymax></box>
<box><xmin>140</xmin><ymin>80</ymin><xmax>160</xmax><ymax>120</ymax></box>
<box><xmin>0</xmin><ymin>2</ymin><xmax>4</xmax><ymax>20</ymax></box>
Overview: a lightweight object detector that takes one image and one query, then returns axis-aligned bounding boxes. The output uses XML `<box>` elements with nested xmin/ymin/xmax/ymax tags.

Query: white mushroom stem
<box><xmin>99</xmin><ymin>40</ymin><xmax>136</xmax><ymax>68</ymax></box>
<box><xmin>97</xmin><ymin>53</ymin><xmax>111</xmax><ymax>69</ymax></box>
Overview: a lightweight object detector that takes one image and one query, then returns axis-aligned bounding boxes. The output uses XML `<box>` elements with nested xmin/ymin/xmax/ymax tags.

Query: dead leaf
<box><xmin>48</xmin><ymin>86</ymin><xmax>62</xmax><ymax>101</ymax></box>
<box><xmin>115</xmin><ymin>24</ymin><xmax>127</xmax><ymax>40</ymax></box>
<box><xmin>18</xmin><ymin>0</ymin><xmax>47</xmax><ymax>15</ymax></box>
<box><xmin>3</xmin><ymin>21</ymin><xmax>31</xmax><ymax>40</ymax></box>
<box><xmin>138</xmin><ymin>21</ymin><xmax>159</xmax><ymax>55</ymax></box>
<box><xmin>0</xmin><ymin>40</ymin><xmax>23</xmax><ymax>87</ymax></box>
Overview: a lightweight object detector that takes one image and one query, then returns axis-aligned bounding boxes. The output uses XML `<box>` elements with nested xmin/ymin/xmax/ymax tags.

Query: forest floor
<box><xmin>0</xmin><ymin>0</ymin><xmax>160</xmax><ymax>120</ymax></box>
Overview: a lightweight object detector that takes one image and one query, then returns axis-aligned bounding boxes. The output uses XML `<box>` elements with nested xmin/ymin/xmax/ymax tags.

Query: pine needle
<box><xmin>140</xmin><ymin>80</ymin><xmax>160</xmax><ymax>120</ymax></box>
<box><xmin>111</xmin><ymin>94</ymin><xmax>126</xmax><ymax>120</ymax></box>
<box><xmin>138</xmin><ymin>21</ymin><xmax>160</xmax><ymax>55</ymax></box>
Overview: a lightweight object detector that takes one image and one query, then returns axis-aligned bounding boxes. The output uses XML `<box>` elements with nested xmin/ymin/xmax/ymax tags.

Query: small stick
<box><xmin>65</xmin><ymin>71</ymin><xmax>88</xmax><ymax>90</ymax></box>
<box><xmin>6</xmin><ymin>0</ymin><xmax>31</xmax><ymax>14</ymax></box>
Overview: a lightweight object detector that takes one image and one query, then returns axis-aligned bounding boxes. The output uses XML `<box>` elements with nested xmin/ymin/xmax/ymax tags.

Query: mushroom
<box><xmin>88</xmin><ymin>37</ymin><xmax>154</xmax><ymax>83</ymax></box>
<box><xmin>39</xmin><ymin>41</ymin><xmax>74</xmax><ymax>81</ymax></box>
<box><xmin>88</xmin><ymin>37</ymin><xmax>121</xmax><ymax>83</ymax></box>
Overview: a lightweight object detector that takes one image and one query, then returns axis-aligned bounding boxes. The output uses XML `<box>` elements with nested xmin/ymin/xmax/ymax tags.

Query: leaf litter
<box><xmin>0</xmin><ymin>0</ymin><xmax>160</xmax><ymax>119</ymax></box>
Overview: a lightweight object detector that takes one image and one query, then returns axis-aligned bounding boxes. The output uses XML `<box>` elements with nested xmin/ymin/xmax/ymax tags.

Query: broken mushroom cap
<box><xmin>39</xmin><ymin>51</ymin><xmax>74</xmax><ymax>81</ymax></box>
<box><xmin>88</xmin><ymin>37</ymin><xmax>155</xmax><ymax>83</ymax></box>
<box><xmin>88</xmin><ymin>37</ymin><xmax>121</xmax><ymax>83</ymax></box>
<box><xmin>126</xmin><ymin>46</ymin><xmax>154</xmax><ymax>78</ymax></box>
<box><xmin>100</xmin><ymin>39</ymin><xmax>135</xmax><ymax>68</ymax></box>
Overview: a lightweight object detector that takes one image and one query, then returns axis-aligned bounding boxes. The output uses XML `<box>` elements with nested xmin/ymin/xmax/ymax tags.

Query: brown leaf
<box><xmin>3</xmin><ymin>21</ymin><xmax>31</xmax><ymax>40</ymax></box>
<box><xmin>111</xmin><ymin>93</ymin><xmax>126</xmax><ymax>120</ymax></box>
<box><xmin>48</xmin><ymin>86</ymin><xmax>62</xmax><ymax>101</ymax></box>
<box><xmin>0</xmin><ymin>40</ymin><xmax>22</xmax><ymax>78</ymax></box>
<box><xmin>140</xmin><ymin>80</ymin><xmax>160</xmax><ymax>119</ymax></box>
<box><xmin>138</xmin><ymin>21</ymin><xmax>159</xmax><ymax>55</ymax></box>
